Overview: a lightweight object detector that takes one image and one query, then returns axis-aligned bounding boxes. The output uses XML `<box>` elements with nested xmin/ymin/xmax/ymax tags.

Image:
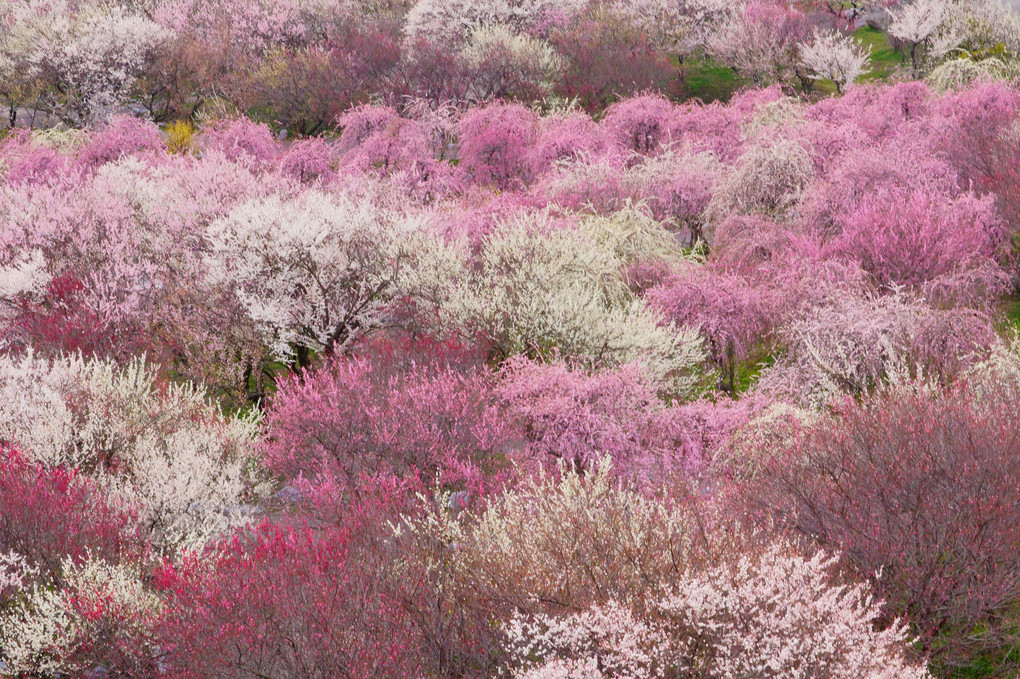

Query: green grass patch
<box><xmin>733</xmin><ymin>351</ymin><xmax>777</xmax><ymax>395</ymax></box>
<box><xmin>998</xmin><ymin>292</ymin><xmax>1020</xmax><ymax>336</ymax></box>
<box><xmin>854</xmin><ymin>26</ymin><xmax>904</xmax><ymax>82</ymax></box>
<box><xmin>681</xmin><ymin>58</ymin><xmax>745</xmax><ymax>103</ymax></box>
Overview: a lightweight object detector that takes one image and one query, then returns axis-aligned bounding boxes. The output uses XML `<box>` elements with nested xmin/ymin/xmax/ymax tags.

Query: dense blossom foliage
<box><xmin>746</xmin><ymin>374</ymin><xmax>1020</xmax><ymax>668</ymax></box>
<box><xmin>0</xmin><ymin>0</ymin><xmax>1016</xmax><ymax>127</ymax></box>
<box><xmin>505</xmin><ymin>543</ymin><xmax>930</xmax><ymax>679</ymax></box>
<box><xmin>263</xmin><ymin>340</ymin><xmax>513</xmax><ymax>498</ymax></box>
<box><xmin>0</xmin><ymin>352</ymin><xmax>263</xmax><ymax>550</ymax></box>
<box><xmin>394</xmin><ymin>460</ymin><xmax>714</xmax><ymax>675</ymax></box>
<box><xmin>157</xmin><ymin>518</ymin><xmax>419</xmax><ymax>679</ymax></box>
<box><xmin>4</xmin><ymin>7</ymin><xmax>1020</xmax><ymax>673</ymax></box>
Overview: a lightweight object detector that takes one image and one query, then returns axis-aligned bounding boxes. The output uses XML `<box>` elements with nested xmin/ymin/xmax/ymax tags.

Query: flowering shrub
<box><xmin>601</xmin><ymin>94</ymin><xmax>678</xmax><ymax>156</ymax></box>
<box><xmin>396</xmin><ymin>459</ymin><xmax>711</xmax><ymax>675</ymax></box>
<box><xmin>707</xmin><ymin>1</ymin><xmax>812</xmax><ymax>87</ymax></box>
<box><xmin>77</xmin><ymin>115</ymin><xmax>164</xmax><ymax>170</ymax></box>
<box><xmin>624</xmin><ymin>150</ymin><xmax>721</xmax><ymax>244</ymax></box>
<box><xmin>706</xmin><ymin>137</ymin><xmax>814</xmax><ymax>232</ymax></box>
<box><xmin>156</xmin><ymin>520</ymin><xmax>419</xmax><ymax>679</ymax></box>
<box><xmin>0</xmin><ymin>0</ymin><xmax>169</xmax><ymax>125</ymax></box>
<box><xmin>0</xmin><ymin>445</ymin><xmax>146</xmax><ymax>579</ymax></box>
<box><xmin>527</xmin><ymin>110</ymin><xmax>604</xmax><ymax>175</ymax></box>
<box><xmin>497</xmin><ymin>357</ymin><xmax>704</xmax><ymax>480</ymax></box>
<box><xmin>279</xmin><ymin>137</ymin><xmax>335</xmax><ymax>183</ymax></box>
<box><xmin>206</xmin><ymin>191</ymin><xmax>424</xmax><ymax>363</ymax></box>
<box><xmin>0</xmin><ymin>556</ymin><xmax>161</xmax><ymax>677</ymax></box>
<box><xmin>647</xmin><ymin>265</ymin><xmax>777</xmax><ymax>389</ymax></box>
<box><xmin>263</xmin><ymin>348</ymin><xmax>515</xmax><ymax>498</ymax></box>
<box><xmin>457</xmin><ymin>103</ymin><xmax>539</xmax><ymax>189</ymax></box>
<box><xmin>821</xmin><ymin>189</ymin><xmax>1005</xmax><ymax>292</ymax></box>
<box><xmin>549</xmin><ymin>8</ymin><xmax>677</xmax><ymax>112</ymax></box>
<box><xmin>411</xmin><ymin>212</ymin><xmax>706</xmax><ymax>393</ymax></box>
<box><xmin>0</xmin><ymin>352</ymin><xmax>262</xmax><ymax>549</ymax></box>
<box><xmin>799</xmin><ymin>30</ymin><xmax>872</xmax><ymax>94</ymax></box>
<box><xmin>461</xmin><ymin>24</ymin><xmax>564</xmax><ymax>101</ymax></box>
<box><xmin>753</xmin><ymin>291</ymin><xmax>996</xmax><ymax>407</ymax></box>
<box><xmin>198</xmin><ymin>118</ymin><xmax>278</xmax><ymax>168</ymax></box>
<box><xmin>506</xmin><ymin>542</ymin><xmax>930</xmax><ymax>679</ymax></box>
<box><xmin>748</xmin><ymin>379</ymin><xmax>1020</xmax><ymax>667</ymax></box>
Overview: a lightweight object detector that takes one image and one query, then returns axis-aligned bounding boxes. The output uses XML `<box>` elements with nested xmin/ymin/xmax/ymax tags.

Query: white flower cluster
<box><xmin>0</xmin><ymin>250</ymin><xmax>51</xmax><ymax>320</ymax></box>
<box><xmin>460</xmin><ymin>23</ymin><xmax>565</xmax><ymax>97</ymax></box>
<box><xmin>207</xmin><ymin>190</ymin><xmax>423</xmax><ymax>361</ymax></box>
<box><xmin>411</xmin><ymin>212</ymin><xmax>706</xmax><ymax>393</ymax></box>
<box><xmin>0</xmin><ymin>550</ymin><xmax>38</xmax><ymax>595</ymax></box>
<box><xmin>0</xmin><ymin>0</ymin><xmax>170</xmax><ymax>124</ymax></box>
<box><xmin>0</xmin><ymin>351</ymin><xmax>262</xmax><ymax>549</ymax></box>
<box><xmin>404</xmin><ymin>0</ymin><xmax>587</xmax><ymax>46</ymax></box>
<box><xmin>506</xmin><ymin>542</ymin><xmax>931</xmax><ymax>679</ymax></box>
<box><xmin>0</xmin><ymin>556</ymin><xmax>159</xmax><ymax>676</ymax></box>
<box><xmin>800</xmin><ymin>31</ymin><xmax>873</xmax><ymax>94</ymax></box>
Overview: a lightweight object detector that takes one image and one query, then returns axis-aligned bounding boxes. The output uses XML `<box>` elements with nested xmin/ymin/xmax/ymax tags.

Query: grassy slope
<box><xmin>681</xmin><ymin>58</ymin><xmax>746</xmax><ymax>103</ymax></box>
<box><xmin>855</xmin><ymin>25</ymin><xmax>904</xmax><ymax>82</ymax></box>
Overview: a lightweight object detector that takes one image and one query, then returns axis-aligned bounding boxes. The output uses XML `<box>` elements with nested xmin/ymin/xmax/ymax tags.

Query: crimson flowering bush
<box><xmin>156</xmin><ymin>518</ymin><xmax>419</xmax><ymax>679</ymax></box>
<box><xmin>0</xmin><ymin>555</ymin><xmax>162</xmax><ymax>678</ymax></box>
<box><xmin>0</xmin><ymin>444</ymin><xmax>156</xmax><ymax>678</ymax></box>
<box><xmin>8</xmin><ymin>272</ymin><xmax>146</xmax><ymax>360</ymax></box>
<box><xmin>0</xmin><ymin>444</ymin><xmax>146</xmax><ymax>580</ymax></box>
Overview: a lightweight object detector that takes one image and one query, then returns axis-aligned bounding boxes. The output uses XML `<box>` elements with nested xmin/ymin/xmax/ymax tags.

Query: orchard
<box><xmin>2</xmin><ymin>0</ymin><xmax>1020</xmax><ymax>677</ymax></box>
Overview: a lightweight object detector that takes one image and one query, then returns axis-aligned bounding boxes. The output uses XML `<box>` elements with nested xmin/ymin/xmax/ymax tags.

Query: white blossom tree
<box><xmin>206</xmin><ymin>191</ymin><xmax>422</xmax><ymax>365</ymax></box>
<box><xmin>888</xmin><ymin>0</ymin><xmax>961</xmax><ymax>75</ymax></box>
<box><xmin>800</xmin><ymin>30</ymin><xmax>873</xmax><ymax>94</ymax></box>
<box><xmin>403</xmin><ymin>0</ymin><xmax>587</xmax><ymax>47</ymax></box>
<box><xmin>0</xmin><ymin>0</ymin><xmax>169</xmax><ymax>125</ymax></box>
<box><xmin>407</xmin><ymin>211</ymin><xmax>706</xmax><ymax>395</ymax></box>
<box><xmin>505</xmin><ymin>543</ymin><xmax>931</xmax><ymax>679</ymax></box>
